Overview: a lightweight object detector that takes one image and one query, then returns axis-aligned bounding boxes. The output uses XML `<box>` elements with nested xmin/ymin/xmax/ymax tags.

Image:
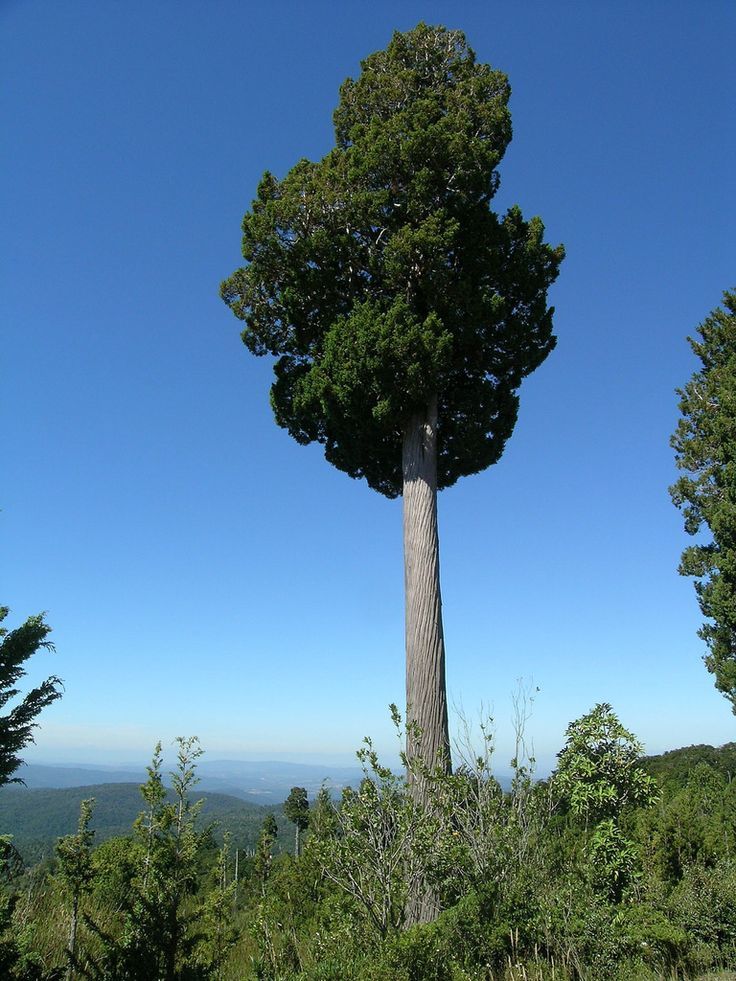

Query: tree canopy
<box><xmin>554</xmin><ymin>703</ymin><xmax>658</xmax><ymax>828</ymax></box>
<box><xmin>670</xmin><ymin>289</ymin><xmax>736</xmax><ymax>710</ymax></box>
<box><xmin>221</xmin><ymin>23</ymin><xmax>563</xmax><ymax>499</ymax></box>
<box><xmin>284</xmin><ymin>786</ymin><xmax>309</xmax><ymax>857</ymax></box>
<box><xmin>0</xmin><ymin>607</ymin><xmax>62</xmax><ymax>787</ymax></box>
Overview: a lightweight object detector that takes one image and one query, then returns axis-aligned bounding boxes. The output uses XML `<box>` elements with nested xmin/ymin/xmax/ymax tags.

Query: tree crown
<box><xmin>284</xmin><ymin>786</ymin><xmax>310</xmax><ymax>831</ymax></box>
<box><xmin>553</xmin><ymin>703</ymin><xmax>658</xmax><ymax>826</ymax></box>
<box><xmin>670</xmin><ymin>289</ymin><xmax>736</xmax><ymax>708</ymax></box>
<box><xmin>0</xmin><ymin>607</ymin><xmax>62</xmax><ymax>786</ymax></box>
<box><xmin>221</xmin><ymin>23</ymin><xmax>563</xmax><ymax>497</ymax></box>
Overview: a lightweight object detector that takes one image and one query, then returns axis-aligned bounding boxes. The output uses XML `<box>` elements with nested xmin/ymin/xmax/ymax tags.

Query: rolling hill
<box><xmin>0</xmin><ymin>782</ymin><xmax>293</xmax><ymax>866</ymax></box>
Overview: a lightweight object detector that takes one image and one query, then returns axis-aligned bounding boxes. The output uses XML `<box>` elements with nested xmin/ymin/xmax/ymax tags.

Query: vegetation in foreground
<box><xmin>0</xmin><ymin>705</ymin><xmax>734</xmax><ymax>980</ymax></box>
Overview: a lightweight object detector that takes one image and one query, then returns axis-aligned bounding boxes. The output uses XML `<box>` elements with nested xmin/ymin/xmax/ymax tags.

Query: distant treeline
<box><xmin>0</xmin><ymin>781</ymin><xmax>292</xmax><ymax>867</ymax></box>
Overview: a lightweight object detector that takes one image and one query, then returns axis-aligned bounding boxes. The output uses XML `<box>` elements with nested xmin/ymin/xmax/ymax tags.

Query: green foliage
<box><xmin>55</xmin><ymin>797</ymin><xmax>95</xmax><ymax>976</ymax></box>
<box><xmin>671</xmin><ymin>288</ymin><xmax>736</xmax><ymax>709</ymax></box>
<box><xmin>667</xmin><ymin>860</ymin><xmax>736</xmax><ymax>972</ymax></box>
<box><xmin>221</xmin><ymin>22</ymin><xmax>563</xmax><ymax>499</ymax></box>
<box><xmin>283</xmin><ymin>788</ymin><xmax>309</xmax><ymax>858</ymax></box>
<box><xmin>310</xmin><ymin>737</ymin><xmax>439</xmax><ymax>937</ymax></box>
<box><xmin>4</xmin><ymin>721</ymin><xmax>736</xmax><ymax>980</ymax></box>
<box><xmin>554</xmin><ymin>703</ymin><xmax>659</xmax><ymax>827</ymax></box>
<box><xmin>635</xmin><ymin>759</ymin><xmax>736</xmax><ymax>889</ymax></box>
<box><xmin>0</xmin><ymin>835</ymin><xmax>24</xmax><ymax>883</ymax></box>
<box><xmin>89</xmin><ymin>836</ymin><xmax>143</xmax><ymax>912</ymax></box>
<box><xmin>423</xmin><ymin>706</ymin><xmax>551</xmax><ymax>913</ymax></box>
<box><xmin>254</xmin><ymin>813</ymin><xmax>278</xmax><ymax>897</ymax></box>
<box><xmin>588</xmin><ymin>819</ymin><xmax>640</xmax><ymax>900</ymax></box>
<box><xmin>114</xmin><ymin>738</ymin><xmax>209</xmax><ymax>977</ymax></box>
<box><xmin>55</xmin><ymin>798</ymin><xmax>96</xmax><ymax>901</ymax></box>
<box><xmin>0</xmin><ymin>846</ymin><xmax>24</xmax><ymax>977</ymax></box>
<box><xmin>643</xmin><ymin>740</ymin><xmax>736</xmax><ymax>789</ymax></box>
<box><xmin>0</xmin><ymin>607</ymin><xmax>62</xmax><ymax>788</ymax></box>
<box><xmin>308</xmin><ymin>788</ymin><xmax>337</xmax><ymax>842</ymax></box>
<box><xmin>67</xmin><ymin>738</ymin><xmax>235</xmax><ymax>980</ymax></box>
<box><xmin>283</xmin><ymin>789</ymin><xmax>309</xmax><ymax>832</ymax></box>
<box><xmin>196</xmin><ymin>836</ymin><xmax>238</xmax><ymax>979</ymax></box>
<box><xmin>553</xmin><ymin>704</ymin><xmax>659</xmax><ymax>904</ymax></box>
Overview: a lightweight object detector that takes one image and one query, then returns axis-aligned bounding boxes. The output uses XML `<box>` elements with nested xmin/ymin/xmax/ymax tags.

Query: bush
<box><xmin>669</xmin><ymin>860</ymin><xmax>736</xmax><ymax>972</ymax></box>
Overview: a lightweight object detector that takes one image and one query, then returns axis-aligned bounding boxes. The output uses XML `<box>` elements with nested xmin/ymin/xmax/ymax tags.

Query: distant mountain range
<box><xmin>12</xmin><ymin>759</ymin><xmax>364</xmax><ymax>802</ymax></box>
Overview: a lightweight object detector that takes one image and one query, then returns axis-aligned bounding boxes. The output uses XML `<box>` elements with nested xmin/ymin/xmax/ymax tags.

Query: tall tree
<box><xmin>121</xmin><ymin>738</ymin><xmax>210</xmax><ymax>980</ymax></box>
<box><xmin>0</xmin><ymin>606</ymin><xmax>62</xmax><ymax>786</ymax></box>
<box><xmin>55</xmin><ymin>798</ymin><xmax>96</xmax><ymax>981</ymax></box>
<box><xmin>221</xmin><ymin>23</ymin><xmax>563</xmax><ymax>785</ymax></box>
<box><xmin>283</xmin><ymin>786</ymin><xmax>309</xmax><ymax>858</ymax></box>
<box><xmin>670</xmin><ymin>289</ymin><xmax>736</xmax><ymax>710</ymax></box>
<box><xmin>254</xmin><ymin>813</ymin><xmax>278</xmax><ymax>896</ymax></box>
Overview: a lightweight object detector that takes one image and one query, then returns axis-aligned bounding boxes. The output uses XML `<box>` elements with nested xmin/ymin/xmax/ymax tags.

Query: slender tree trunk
<box><xmin>66</xmin><ymin>893</ymin><xmax>78</xmax><ymax>981</ymax></box>
<box><xmin>402</xmin><ymin>395</ymin><xmax>450</xmax><ymax>926</ymax></box>
<box><xmin>403</xmin><ymin>393</ymin><xmax>451</xmax><ymax>783</ymax></box>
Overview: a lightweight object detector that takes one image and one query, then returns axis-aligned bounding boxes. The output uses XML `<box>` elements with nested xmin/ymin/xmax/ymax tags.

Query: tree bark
<box><xmin>402</xmin><ymin>394</ymin><xmax>451</xmax><ymax>926</ymax></box>
<box><xmin>402</xmin><ymin>393</ymin><xmax>451</xmax><ymax>783</ymax></box>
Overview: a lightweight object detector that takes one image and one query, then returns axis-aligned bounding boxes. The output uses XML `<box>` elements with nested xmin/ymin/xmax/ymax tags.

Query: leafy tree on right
<box><xmin>670</xmin><ymin>289</ymin><xmax>736</xmax><ymax>710</ymax></box>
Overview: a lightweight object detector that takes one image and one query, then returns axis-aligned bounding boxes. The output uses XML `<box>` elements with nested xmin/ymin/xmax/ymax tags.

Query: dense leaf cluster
<box><xmin>0</xmin><ymin>608</ymin><xmax>61</xmax><ymax>789</ymax></box>
<box><xmin>554</xmin><ymin>702</ymin><xmax>659</xmax><ymax>827</ymax></box>
<box><xmin>221</xmin><ymin>23</ymin><xmax>563</xmax><ymax>497</ymax></box>
<box><xmin>671</xmin><ymin>289</ymin><xmax>736</xmax><ymax>707</ymax></box>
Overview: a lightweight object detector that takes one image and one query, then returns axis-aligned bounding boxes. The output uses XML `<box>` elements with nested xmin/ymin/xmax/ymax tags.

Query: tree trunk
<box><xmin>402</xmin><ymin>396</ymin><xmax>450</xmax><ymax>926</ymax></box>
<box><xmin>403</xmin><ymin>393</ymin><xmax>451</xmax><ymax>782</ymax></box>
<box><xmin>66</xmin><ymin>893</ymin><xmax>78</xmax><ymax>981</ymax></box>
<box><xmin>402</xmin><ymin>394</ymin><xmax>451</xmax><ymax>926</ymax></box>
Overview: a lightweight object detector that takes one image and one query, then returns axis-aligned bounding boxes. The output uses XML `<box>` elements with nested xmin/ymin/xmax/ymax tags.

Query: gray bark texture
<box><xmin>402</xmin><ymin>394</ymin><xmax>451</xmax><ymax>785</ymax></box>
<box><xmin>402</xmin><ymin>395</ymin><xmax>451</xmax><ymax>926</ymax></box>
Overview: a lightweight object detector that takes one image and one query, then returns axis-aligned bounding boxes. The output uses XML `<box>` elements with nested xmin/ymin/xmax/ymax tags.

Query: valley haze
<box><xmin>12</xmin><ymin>759</ymin><xmax>372</xmax><ymax>803</ymax></box>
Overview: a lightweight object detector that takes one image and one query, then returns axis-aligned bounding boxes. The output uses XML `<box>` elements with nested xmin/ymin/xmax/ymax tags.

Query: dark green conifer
<box><xmin>254</xmin><ymin>813</ymin><xmax>278</xmax><ymax>895</ymax></box>
<box><xmin>0</xmin><ymin>607</ymin><xmax>62</xmax><ymax>786</ymax></box>
<box><xmin>671</xmin><ymin>289</ymin><xmax>736</xmax><ymax>709</ymax></box>
<box><xmin>283</xmin><ymin>787</ymin><xmax>309</xmax><ymax>857</ymax></box>
<box><xmin>55</xmin><ymin>798</ymin><xmax>95</xmax><ymax>981</ymax></box>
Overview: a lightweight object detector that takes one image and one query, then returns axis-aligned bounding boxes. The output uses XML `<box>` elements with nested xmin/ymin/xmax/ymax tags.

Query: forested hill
<box><xmin>5</xmin><ymin>743</ymin><xmax>735</xmax><ymax>870</ymax></box>
<box><xmin>0</xmin><ymin>783</ymin><xmax>291</xmax><ymax>866</ymax></box>
<box><xmin>642</xmin><ymin>742</ymin><xmax>736</xmax><ymax>788</ymax></box>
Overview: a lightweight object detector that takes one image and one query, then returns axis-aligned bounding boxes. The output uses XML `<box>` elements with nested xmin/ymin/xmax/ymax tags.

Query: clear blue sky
<box><xmin>3</xmin><ymin>1</ymin><xmax>735</xmax><ymax>773</ymax></box>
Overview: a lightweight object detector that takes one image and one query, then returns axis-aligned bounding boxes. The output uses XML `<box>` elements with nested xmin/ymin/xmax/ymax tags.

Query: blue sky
<box><xmin>3</xmin><ymin>1</ymin><xmax>735</xmax><ymax>774</ymax></box>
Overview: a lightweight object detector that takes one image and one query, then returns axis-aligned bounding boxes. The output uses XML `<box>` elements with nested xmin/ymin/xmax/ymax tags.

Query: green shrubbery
<box><xmin>1</xmin><ymin>707</ymin><xmax>736</xmax><ymax>979</ymax></box>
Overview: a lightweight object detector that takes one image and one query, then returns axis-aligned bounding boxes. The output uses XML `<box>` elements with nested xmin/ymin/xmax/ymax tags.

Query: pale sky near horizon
<box><xmin>3</xmin><ymin>0</ymin><xmax>735</xmax><ymax>776</ymax></box>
